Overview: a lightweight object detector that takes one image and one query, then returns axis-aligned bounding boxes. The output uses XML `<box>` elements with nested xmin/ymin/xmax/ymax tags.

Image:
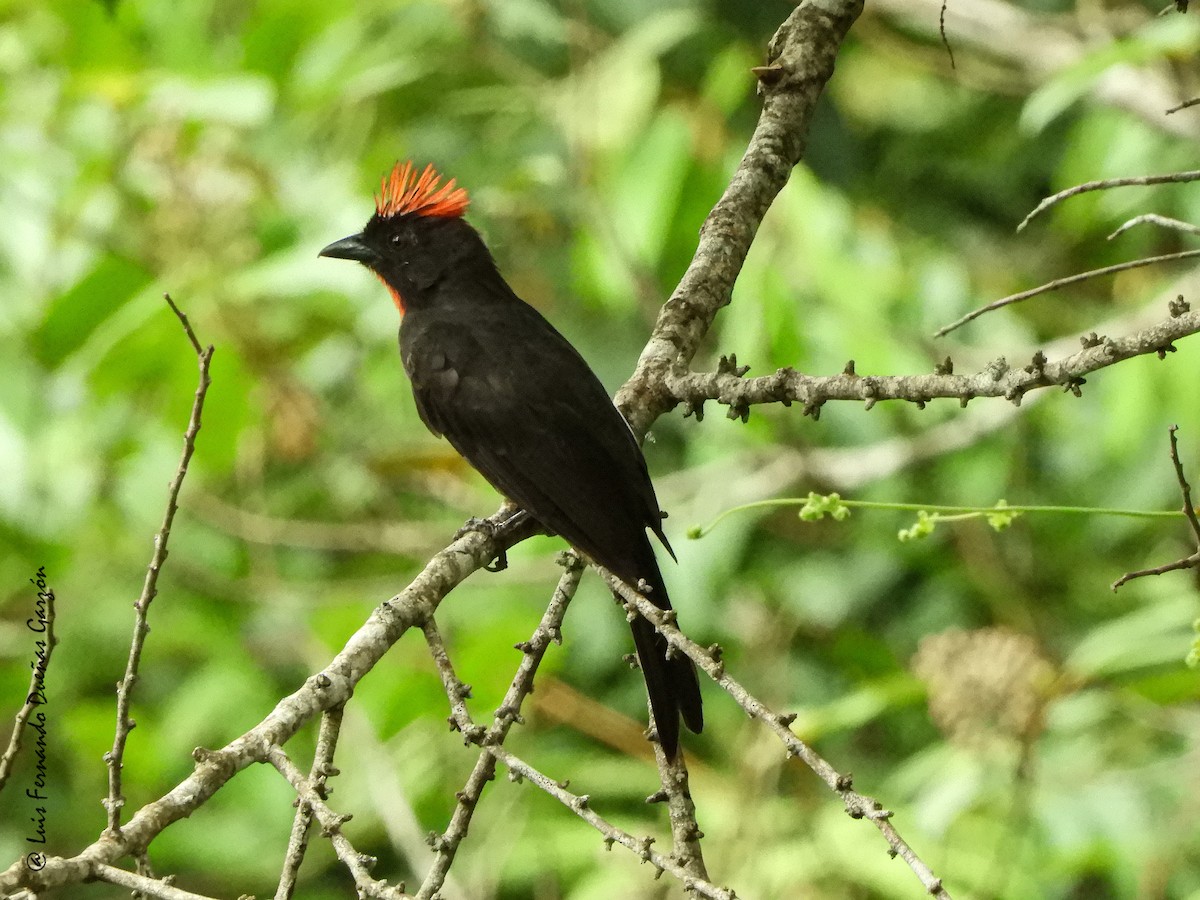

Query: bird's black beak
<box><xmin>319</xmin><ymin>233</ymin><xmax>373</xmax><ymax>263</ymax></box>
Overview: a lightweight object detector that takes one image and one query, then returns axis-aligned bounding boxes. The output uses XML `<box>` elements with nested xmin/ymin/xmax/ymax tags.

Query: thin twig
<box><xmin>0</xmin><ymin>510</ymin><xmax>512</xmax><ymax>895</ymax></box>
<box><xmin>0</xmin><ymin>576</ymin><xmax>56</xmax><ymax>792</ymax></box>
<box><xmin>417</xmin><ymin>553</ymin><xmax>584</xmax><ymax>900</ymax></box>
<box><xmin>275</xmin><ymin>705</ymin><xmax>345</xmax><ymax>900</ymax></box>
<box><xmin>1166</xmin><ymin>97</ymin><xmax>1200</xmax><ymax>115</ymax></box>
<box><xmin>650</xmin><ymin>740</ymin><xmax>707</xmax><ymax>879</ymax></box>
<box><xmin>267</xmin><ymin>746</ymin><xmax>411</xmax><ymax>900</ymax></box>
<box><xmin>1017</xmin><ymin>170</ymin><xmax>1200</xmax><ymax>232</ymax></box>
<box><xmin>939</xmin><ymin>0</ymin><xmax>956</xmax><ymax>69</ymax></box>
<box><xmin>90</xmin><ymin>864</ymin><xmax>223</xmax><ymax>900</ymax></box>
<box><xmin>486</xmin><ymin>744</ymin><xmax>738</xmax><ymax>900</ymax></box>
<box><xmin>598</xmin><ymin>566</ymin><xmax>954</xmax><ymax>900</ymax></box>
<box><xmin>1109</xmin><ymin>213</ymin><xmax>1200</xmax><ymax>241</ymax></box>
<box><xmin>421</xmin><ymin>619</ymin><xmax>478</xmax><ymax>739</ymax></box>
<box><xmin>672</xmin><ymin>307</ymin><xmax>1200</xmax><ymax>415</ymax></box>
<box><xmin>1112</xmin><ymin>425</ymin><xmax>1200</xmax><ymax>590</ymax></box>
<box><xmin>934</xmin><ymin>250</ymin><xmax>1200</xmax><ymax>337</ymax></box>
<box><xmin>104</xmin><ymin>295</ymin><xmax>215</xmax><ymax>834</ymax></box>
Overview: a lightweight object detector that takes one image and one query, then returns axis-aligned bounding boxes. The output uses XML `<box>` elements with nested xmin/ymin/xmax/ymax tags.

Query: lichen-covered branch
<box><xmin>617</xmin><ymin>0</ymin><xmax>865</xmax><ymax>435</ymax></box>
<box><xmin>668</xmin><ymin>305</ymin><xmax>1200</xmax><ymax>421</ymax></box>
<box><xmin>597</xmin><ymin>566</ymin><xmax>954</xmax><ymax>900</ymax></box>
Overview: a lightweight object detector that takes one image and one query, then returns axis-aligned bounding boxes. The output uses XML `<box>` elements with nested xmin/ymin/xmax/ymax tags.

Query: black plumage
<box><xmin>320</xmin><ymin>162</ymin><xmax>702</xmax><ymax>757</ymax></box>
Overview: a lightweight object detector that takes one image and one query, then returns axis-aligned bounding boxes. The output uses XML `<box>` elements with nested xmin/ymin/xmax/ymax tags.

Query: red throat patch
<box><xmin>376</xmin><ymin>161</ymin><xmax>469</xmax><ymax>220</ymax></box>
<box><xmin>375</xmin><ymin>272</ymin><xmax>406</xmax><ymax>314</ymax></box>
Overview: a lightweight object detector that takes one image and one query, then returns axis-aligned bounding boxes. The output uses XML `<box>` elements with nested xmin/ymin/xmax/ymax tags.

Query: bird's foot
<box><xmin>485</xmin><ymin>549</ymin><xmax>508</xmax><ymax>573</ymax></box>
<box><xmin>454</xmin><ymin>515</ymin><xmax>495</xmax><ymax>541</ymax></box>
<box><xmin>456</xmin><ymin>508</ymin><xmax>546</xmax><ymax>573</ymax></box>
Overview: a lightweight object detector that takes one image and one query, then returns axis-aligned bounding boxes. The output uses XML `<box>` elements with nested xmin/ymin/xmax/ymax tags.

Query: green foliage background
<box><xmin>1</xmin><ymin>0</ymin><xmax>1199</xmax><ymax>897</ymax></box>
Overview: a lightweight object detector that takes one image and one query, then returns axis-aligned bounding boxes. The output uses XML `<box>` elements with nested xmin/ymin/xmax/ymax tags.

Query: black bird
<box><xmin>320</xmin><ymin>161</ymin><xmax>702</xmax><ymax>757</ymax></box>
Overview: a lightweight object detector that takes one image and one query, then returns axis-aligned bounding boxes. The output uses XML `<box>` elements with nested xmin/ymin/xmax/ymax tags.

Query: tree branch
<box><xmin>1111</xmin><ymin>425</ymin><xmax>1200</xmax><ymax>590</ymax></box>
<box><xmin>267</xmin><ymin>746</ymin><xmax>410</xmax><ymax>900</ymax></box>
<box><xmin>485</xmin><ymin>744</ymin><xmax>738</xmax><ymax>900</ymax></box>
<box><xmin>104</xmin><ymin>295</ymin><xmax>214</xmax><ymax>834</ymax></box>
<box><xmin>0</xmin><ymin>581</ymin><xmax>56</xmax><ymax>793</ymax></box>
<box><xmin>934</xmin><ymin>251</ymin><xmax>1200</xmax><ymax>337</ymax></box>
<box><xmin>668</xmin><ymin>306</ymin><xmax>1200</xmax><ymax>418</ymax></box>
<box><xmin>274</xmin><ymin>705</ymin><xmax>345</xmax><ymax>900</ymax></box>
<box><xmin>1018</xmin><ymin>170</ymin><xmax>1200</xmax><ymax>232</ymax></box>
<box><xmin>417</xmin><ymin>553</ymin><xmax>583</xmax><ymax>899</ymax></box>
<box><xmin>617</xmin><ymin>0</ymin><xmax>865</xmax><ymax>435</ymax></box>
<box><xmin>598</xmin><ymin>566</ymin><xmax>954</xmax><ymax>899</ymax></box>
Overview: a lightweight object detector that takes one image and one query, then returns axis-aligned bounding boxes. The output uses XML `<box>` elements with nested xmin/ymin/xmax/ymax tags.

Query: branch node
<box><xmin>751</xmin><ymin>63</ymin><xmax>785</xmax><ymax>86</ymax></box>
<box><xmin>717</xmin><ymin>353</ymin><xmax>750</xmax><ymax>377</ymax></box>
<box><xmin>639</xmin><ymin>836</ymin><xmax>656</xmax><ymax>859</ymax></box>
<box><xmin>1170</xmin><ymin>294</ymin><xmax>1191</xmax><ymax>317</ymax></box>
<box><xmin>934</xmin><ymin>356</ymin><xmax>953</xmax><ymax>375</ymax></box>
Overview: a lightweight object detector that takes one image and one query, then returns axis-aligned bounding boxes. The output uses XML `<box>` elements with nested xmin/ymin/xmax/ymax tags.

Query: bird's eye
<box><xmin>391</xmin><ymin>234</ymin><xmax>401</xmax><ymax>244</ymax></box>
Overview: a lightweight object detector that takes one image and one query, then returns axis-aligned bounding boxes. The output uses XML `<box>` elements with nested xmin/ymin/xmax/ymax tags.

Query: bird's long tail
<box><xmin>625</xmin><ymin>567</ymin><xmax>703</xmax><ymax>759</ymax></box>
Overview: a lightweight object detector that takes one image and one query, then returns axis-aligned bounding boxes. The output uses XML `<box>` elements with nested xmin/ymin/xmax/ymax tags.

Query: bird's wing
<box><xmin>401</xmin><ymin>311</ymin><xmax>662</xmax><ymax>582</ymax></box>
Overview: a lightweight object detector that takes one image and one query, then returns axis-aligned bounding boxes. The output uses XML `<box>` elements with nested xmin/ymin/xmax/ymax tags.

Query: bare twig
<box><xmin>650</xmin><ymin>740</ymin><xmax>707</xmax><ymax>879</ymax></box>
<box><xmin>485</xmin><ymin>744</ymin><xmax>739</xmax><ymax>900</ymax></box>
<box><xmin>598</xmin><ymin>566</ymin><xmax>953</xmax><ymax>899</ymax></box>
<box><xmin>417</xmin><ymin>553</ymin><xmax>584</xmax><ymax>900</ymax></box>
<box><xmin>1111</xmin><ymin>425</ymin><xmax>1200</xmax><ymax>590</ymax></box>
<box><xmin>421</xmin><ymin>619</ymin><xmax>478</xmax><ymax>739</ymax></box>
<box><xmin>1109</xmin><ymin>214</ymin><xmax>1200</xmax><ymax>241</ymax></box>
<box><xmin>1167</xmin><ymin>97</ymin><xmax>1200</xmax><ymax>114</ymax></box>
<box><xmin>267</xmin><ymin>746</ymin><xmax>411</xmax><ymax>900</ymax></box>
<box><xmin>90</xmin><ymin>863</ymin><xmax>223</xmax><ymax>900</ymax></box>
<box><xmin>1017</xmin><ymin>170</ymin><xmax>1200</xmax><ymax>232</ymax></box>
<box><xmin>934</xmin><ymin>250</ymin><xmax>1200</xmax><ymax>337</ymax></box>
<box><xmin>275</xmin><ymin>705</ymin><xmax>345</xmax><ymax>900</ymax></box>
<box><xmin>0</xmin><ymin>509</ymin><xmax>513</xmax><ymax>895</ymax></box>
<box><xmin>104</xmin><ymin>295</ymin><xmax>215</xmax><ymax>834</ymax></box>
<box><xmin>617</xmin><ymin>0</ymin><xmax>864</xmax><ymax>435</ymax></box>
<box><xmin>671</xmin><ymin>307</ymin><xmax>1200</xmax><ymax>416</ymax></box>
<box><xmin>0</xmin><ymin>576</ymin><xmax>56</xmax><ymax>792</ymax></box>
<box><xmin>939</xmin><ymin>0</ymin><xmax>956</xmax><ymax>69</ymax></box>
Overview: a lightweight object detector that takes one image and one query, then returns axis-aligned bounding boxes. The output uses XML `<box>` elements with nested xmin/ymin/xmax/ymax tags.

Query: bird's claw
<box><xmin>454</xmin><ymin>515</ymin><xmax>495</xmax><ymax>541</ymax></box>
<box><xmin>485</xmin><ymin>549</ymin><xmax>508</xmax><ymax>573</ymax></box>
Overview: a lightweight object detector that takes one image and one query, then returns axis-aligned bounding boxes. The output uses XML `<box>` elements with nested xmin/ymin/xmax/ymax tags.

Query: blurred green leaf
<box><xmin>32</xmin><ymin>255</ymin><xmax>151</xmax><ymax>368</ymax></box>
